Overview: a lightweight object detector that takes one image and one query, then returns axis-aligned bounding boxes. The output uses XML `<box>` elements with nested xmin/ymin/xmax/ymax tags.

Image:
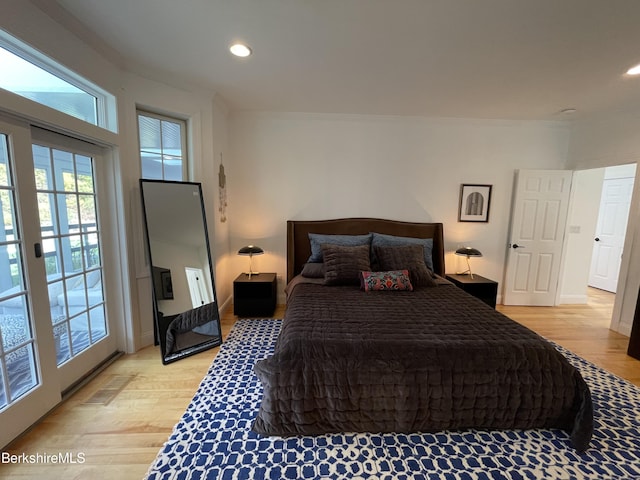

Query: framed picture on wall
<box><xmin>459</xmin><ymin>184</ymin><xmax>492</xmax><ymax>222</ymax></box>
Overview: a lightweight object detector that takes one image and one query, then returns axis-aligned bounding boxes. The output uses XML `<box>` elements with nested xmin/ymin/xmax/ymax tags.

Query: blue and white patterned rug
<box><xmin>145</xmin><ymin>319</ymin><xmax>640</xmax><ymax>480</ymax></box>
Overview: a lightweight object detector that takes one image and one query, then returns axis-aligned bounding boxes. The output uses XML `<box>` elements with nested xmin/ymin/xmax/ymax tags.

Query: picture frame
<box><xmin>458</xmin><ymin>184</ymin><xmax>492</xmax><ymax>222</ymax></box>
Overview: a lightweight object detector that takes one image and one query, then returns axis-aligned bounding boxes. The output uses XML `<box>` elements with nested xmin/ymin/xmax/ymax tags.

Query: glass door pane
<box><xmin>0</xmin><ymin>134</ymin><xmax>38</xmax><ymax>407</ymax></box>
<box><xmin>0</xmin><ymin>118</ymin><xmax>60</xmax><ymax>450</ymax></box>
<box><xmin>32</xmin><ymin>144</ymin><xmax>106</xmax><ymax>366</ymax></box>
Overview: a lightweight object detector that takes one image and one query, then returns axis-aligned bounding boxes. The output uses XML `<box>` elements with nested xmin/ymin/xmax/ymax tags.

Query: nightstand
<box><xmin>445</xmin><ymin>274</ymin><xmax>498</xmax><ymax>308</ymax></box>
<box><xmin>233</xmin><ymin>273</ymin><xmax>277</xmax><ymax>317</ymax></box>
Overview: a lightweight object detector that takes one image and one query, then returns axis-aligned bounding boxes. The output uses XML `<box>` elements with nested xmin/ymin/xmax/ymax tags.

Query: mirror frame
<box><xmin>139</xmin><ymin>179</ymin><xmax>222</xmax><ymax>364</ymax></box>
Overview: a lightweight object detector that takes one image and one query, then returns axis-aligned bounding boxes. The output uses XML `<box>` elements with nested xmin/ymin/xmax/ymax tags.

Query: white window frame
<box><xmin>137</xmin><ymin>110</ymin><xmax>188</xmax><ymax>181</ymax></box>
<box><xmin>0</xmin><ymin>29</ymin><xmax>117</xmax><ymax>133</ymax></box>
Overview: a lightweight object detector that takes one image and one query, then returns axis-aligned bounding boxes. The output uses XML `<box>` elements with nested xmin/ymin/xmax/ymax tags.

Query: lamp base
<box><xmin>456</xmin><ymin>256</ymin><xmax>475</xmax><ymax>279</ymax></box>
<box><xmin>244</xmin><ymin>271</ymin><xmax>260</xmax><ymax>279</ymax></box>
<box><xmin>456</xmin><ymin>269</ymin><xmax>475</xmax><ymax>279</ymax></box>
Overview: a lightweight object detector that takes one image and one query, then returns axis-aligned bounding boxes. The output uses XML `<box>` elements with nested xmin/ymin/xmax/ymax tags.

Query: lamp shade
<box><xmin>455</xmin><ymin>247</ymin><xmax>482</xmax><ymax>257</ymax></box>
<box><xmin>237</xmin><ymin>245</ymin><xmax>264</xmax><ymax>256</ymax></box>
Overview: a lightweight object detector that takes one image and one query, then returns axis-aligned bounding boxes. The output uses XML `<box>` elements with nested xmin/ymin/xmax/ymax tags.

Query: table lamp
<box><xmin>238</xmin><ymin>245</ymin><xmax>264</xmax><ymax>278</ymax></box>
<box><xmin>455</xmin><ymin>246</ymin><xmax>482</xmax><ymax>279</ymax></box>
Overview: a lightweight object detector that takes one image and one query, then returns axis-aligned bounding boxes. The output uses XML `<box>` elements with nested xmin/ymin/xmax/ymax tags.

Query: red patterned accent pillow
<box><xmin>359</xmin><ymin>270</ymin><xmax>414</xmax><ymax>292</ymax></box>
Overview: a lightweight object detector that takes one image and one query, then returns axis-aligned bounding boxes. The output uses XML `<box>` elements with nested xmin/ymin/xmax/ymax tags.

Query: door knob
<box><xmin>512</xmin><ymin>244</ymin><xmax>525</xmax><ymax>249</ymax></box>
<box><xmin>595</xmin><ymin>237</ymin><xmax>600</xmax><ymax>242</ymax></box>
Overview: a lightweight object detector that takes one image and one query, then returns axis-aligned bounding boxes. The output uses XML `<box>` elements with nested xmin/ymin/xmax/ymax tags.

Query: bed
<box><xmin>252</xmin><ymin>218</ymin><xmax>593</xmax><ymax>451</ymax></box>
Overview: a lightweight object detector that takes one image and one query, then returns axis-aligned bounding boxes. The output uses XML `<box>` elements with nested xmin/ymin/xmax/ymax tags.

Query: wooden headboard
<box><xmin>287</xmin><ymin>218</ymin><xmax>445</xmax><ymax>282</ymax></box>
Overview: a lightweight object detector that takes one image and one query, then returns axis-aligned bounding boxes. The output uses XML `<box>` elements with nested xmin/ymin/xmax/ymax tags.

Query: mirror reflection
<box><xmin>140</xmin><ymin>179</ymin><xmax>222</xmax><ymax>364</ymax></box>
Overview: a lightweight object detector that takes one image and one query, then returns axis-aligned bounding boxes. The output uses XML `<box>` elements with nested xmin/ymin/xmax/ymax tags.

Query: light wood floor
<box><xmin>498</xmin><ymin>288</ymin><xmax>640</xmax><ymax>386</ymax></box>
<box><xmin>2</xmin><ymin>291</ymin><xmax>639</xmax><ymax>479</ymax></box>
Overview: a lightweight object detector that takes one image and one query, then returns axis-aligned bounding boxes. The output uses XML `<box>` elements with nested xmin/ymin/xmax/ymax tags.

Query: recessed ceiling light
<box><xmin>626</xmin><ymin>64</ymin><xmax>640</xmax><ymax>75</ymax></box>
<box><xmin>230</xmin><ymin>43</ymin><xmax>252</xmax><ymax>58</ymax></box>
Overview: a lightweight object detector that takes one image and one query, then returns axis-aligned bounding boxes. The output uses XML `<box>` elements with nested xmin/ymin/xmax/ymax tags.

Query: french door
<box><xmin>0</xmin><ymin>117</ymin><xmax>116</xmax><ymax>447</ymax></box>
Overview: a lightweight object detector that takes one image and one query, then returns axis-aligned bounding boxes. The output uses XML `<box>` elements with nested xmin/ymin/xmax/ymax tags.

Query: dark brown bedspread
<box><xmin>252</xmin><ymin>281</ymin><xmax>593</xmax><ymax>451</ymax></box>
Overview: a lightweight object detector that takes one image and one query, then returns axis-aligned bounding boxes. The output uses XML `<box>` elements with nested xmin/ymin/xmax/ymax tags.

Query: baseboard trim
<box><xmin>559</xmin><ymin>294</ymin><xmax>588</xmax><ymax>305</ymax></box>
<box><xmin>218</xmin><ymin>296</ymin><xmax>232</xmax><ymax>314</ymax></box>
<box><xmin>140</xmin><ymin>329</ymin><xmax>155</xmax><ymax>348</ymax></box>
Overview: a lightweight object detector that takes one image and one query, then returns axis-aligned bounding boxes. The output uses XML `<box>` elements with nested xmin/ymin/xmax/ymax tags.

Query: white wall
<box><xmin>229</xmin><ymin>112</ymin><xmax>571</xmax><ymax>301</ymax></box>
<box><xmin>207</xmin><ymin>97</ymin><xmax>233</xmax><ymax>311</ymax></box>
<box><xmin>568</xmin><ymin>114</ymin><xmax>640</xmax><ymax>335</ymax></box>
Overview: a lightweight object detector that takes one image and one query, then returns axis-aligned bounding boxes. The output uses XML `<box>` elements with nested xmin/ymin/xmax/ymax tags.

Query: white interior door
<box><xmin>185</xmin><ymin>267</ymin><xmax>211</xmax><ymax>308</ymax></box>
<box><xmin>503</xmin><ymin>170</ymin><xmax>572</xmax><ymax>306</ymax></box>
<box><xmin>588</xmin><ymin>176</ymin><xmax>635</xmax><ymax>292</ymax></box>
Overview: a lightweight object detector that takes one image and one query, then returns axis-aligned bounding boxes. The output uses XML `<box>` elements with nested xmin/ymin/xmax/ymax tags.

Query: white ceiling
<box><xmin>38</xmin><ymin>0</ymin><xmax>640</xmax><ymax>121</ymax></box>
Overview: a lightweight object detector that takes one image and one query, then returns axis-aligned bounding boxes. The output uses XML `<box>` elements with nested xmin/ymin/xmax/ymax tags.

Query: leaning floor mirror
<box><xmin>140</xmin><ymin>179</ymin><xmax>222</xmax><ymax>364</ymax></box>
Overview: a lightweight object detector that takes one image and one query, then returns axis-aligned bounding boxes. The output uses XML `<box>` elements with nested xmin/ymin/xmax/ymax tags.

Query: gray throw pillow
<box><xmin>371</xmin><ymin>232</ymin><xmax>434</xmax><ymax>272</ymax></box>
<box><xmin>301</xmin><ymin>262</ymin><xmax>325</xmax><ymax>278</ymax></box>
<box><xmin>374</xmin><ymin>244</ymin><xmax>437</xmax><ymax>287</ymax></box>
<box><xmin>321</xmin><ymin>243</ymin><xmax>371</xmax><ymax>285</ymax></box>
<box><xmin>308</xmin><ymin>233</ymin><xmax>372</xmax><ymax>263</ymax></box>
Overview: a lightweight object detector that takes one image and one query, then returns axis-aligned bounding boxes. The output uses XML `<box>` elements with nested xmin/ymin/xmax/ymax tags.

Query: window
<box><xmin>138</xmin><ymin>111</ymin><xmax>187</xmax><ymax>181</ymax></box>
<box><xmin>0</xmin><ymin>31</ymin><xmax>116</xmax><ymax>131</ymax></box>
